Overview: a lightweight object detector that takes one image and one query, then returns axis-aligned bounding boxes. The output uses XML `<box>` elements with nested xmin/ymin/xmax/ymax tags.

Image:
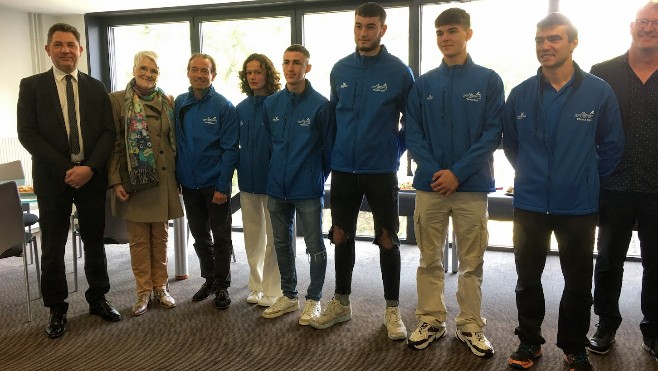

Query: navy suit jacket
<box><xmin>17</xmin><ymin>68</ymin><xmax>115</xmax><ymax>195</ymax></box>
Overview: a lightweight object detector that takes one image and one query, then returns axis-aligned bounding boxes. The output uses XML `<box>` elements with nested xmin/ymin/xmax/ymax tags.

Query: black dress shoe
<box><xmin>89</xmin><ymin>300</ymin><xmax>122</xmax><ymax>322</ymax></box>
<box><xmin>587</xmin><ymin>324</ymin><xmax>616</xmax><ymax>354</ymax></box>
<box><xmin>192</xmin><ymin>281</ymin><xmax>216</xmax><ymax>302</ymax></box>
<box><xmin>45</xmin><ymin>313</ymin><xmax>67</xmax><ymax>339</ymax></box>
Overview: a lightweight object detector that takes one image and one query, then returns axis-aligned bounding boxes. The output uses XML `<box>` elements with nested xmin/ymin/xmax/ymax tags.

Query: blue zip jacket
<box><xmin>174</xmin><ymin>85</ymin><xmax>239</xmax><ymax>194</ymax></box>
<box><xmin>264</xmin><ymin>80</ymin><xmax>335</xmax><ymax>200</ymax></box>
<box><xmin>237</xmin><ymin>95</ymin><xmax>270</xmax><ymax>194</ymax></box>
<box><xmin>502</xmin><ymin>63</ymin><xmax>624</xmax><ymax>215</ymax></box>
<box><xmin>406</xmin><ymin>55</ymin><xmax>504</xmax><ymax>193</ymax></box>
<box><xmin>330</xmin><ymin>45</ymin><xmax>414</xmax><ymax>173</ymax></box>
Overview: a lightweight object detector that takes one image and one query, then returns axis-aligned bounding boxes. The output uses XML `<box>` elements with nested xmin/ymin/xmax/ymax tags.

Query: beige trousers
<box><xmin>240</xmin><ymin>192</ymin><xmax>282</xmax><ymax>297</ymax></box>
<box><xmin>126</xmin><ymin>221</ymin><xmax>169</xmax><ymax>296</ymax></box>
<box><xmin>414</xmin><ymin>190</ymin><xmax>489</xmax><ymax>332</ymax></box>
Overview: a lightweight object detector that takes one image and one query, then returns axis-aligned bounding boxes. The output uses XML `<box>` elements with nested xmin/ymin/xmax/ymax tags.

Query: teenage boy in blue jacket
<box><xmin>405</xmin><ymin>8</ymin><xmax>503</xmax><ymax>358</ymax></box>
<box><xmin>260</xmin><ymin>44</ymin><xmax>335</xmax><ymax>327</ymax></box>
<box><xmin>175</xmin><ymin>53</ymin><xmax>239</xmax><ymax>310</ymax></box>
<box><xmin>310</xmin><ymin>1</ymin><xmax>414</xmax><ymax>342</ymax></box>
<box><xmin>503</xmin><ymin>13</ymin><xmax>624</xmax><ymax>371</ymax></box>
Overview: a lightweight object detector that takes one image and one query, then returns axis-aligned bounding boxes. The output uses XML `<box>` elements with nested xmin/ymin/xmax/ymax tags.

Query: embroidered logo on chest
<box><xmin>517</xmin><ymin>112</ymin><xmax>527</xmax><ymax>120</ymax></box>
<box><xmin>574</xmin><ymin>111</ymin><xmax>595</xmax><ymax>122</ymax></box>
<box><xmin>298</xmin><ymin>118</ymin><xmax>311</xmax><ymax>127</ymax></box>
<box><xmin>203</xmin><ymin>116</ymin><xmax>217</xmax><ymax>125</ymax></box>
<box><xmin>463</xmin><ymin>92</ymin><xmax>481</xmax><ymax>102</ymax></box>
<box><xmin>371</xmin><ymin>83</ymin><xmax>388</xmax><ymax>92</ymax></box>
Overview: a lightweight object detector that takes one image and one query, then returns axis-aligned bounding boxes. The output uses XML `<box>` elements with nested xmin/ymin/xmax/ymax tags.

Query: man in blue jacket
<box><xmin>405</xmin><ymin>8</ymin><xmax>503</xmax><ymax>358</ymax></box>
<box><xmin>587</xmin><ymin>2</ymin><xmax>658</xmax><ymax>361</ymax></box>
<box><xmin>310</xmin><ymin>1</ymin><xmax>414</xmax><ymax>342</ymax></box>
<box><xmin>260</xmin><ymin>44</ymin><xmax>334</xmax><ymax>327</ymax></box>
<box><xmin>175</xmin><ymin>53</ymin><xmax>239</xmax><ymax>309</ymax></box>
<box><xmin>503</xmin><ymin>13</ymin><xmax>624</xmax><ymax>371</ymax></box>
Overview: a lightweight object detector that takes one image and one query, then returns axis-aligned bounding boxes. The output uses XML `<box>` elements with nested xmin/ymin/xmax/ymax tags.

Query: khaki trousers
<box><xmin>240</xmin><ymin>192</ymin><xmax>282</xmax><ymax>297</ymax></box>
<box><xmin>126</xmin><ymin>221</ymin><xmax>169</xmax><ymax>296</ymax></box>
<box><xmin>414</xmin><ymin>191</ymin><xmax>488</xmax><ymax>332</ymax></box>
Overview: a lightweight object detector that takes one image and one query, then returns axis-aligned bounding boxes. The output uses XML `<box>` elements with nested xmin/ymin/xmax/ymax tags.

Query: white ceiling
<box><xmin>0</xmin><ymin>0</ymin><xmax>250</xmax><ymax>15</ymax></box>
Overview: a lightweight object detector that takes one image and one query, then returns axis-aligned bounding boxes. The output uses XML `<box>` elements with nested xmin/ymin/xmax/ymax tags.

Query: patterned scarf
<box><xmin>122</xmin><ymin>78</ymin><xmax>175</xmax><ymax>186</ymax></box>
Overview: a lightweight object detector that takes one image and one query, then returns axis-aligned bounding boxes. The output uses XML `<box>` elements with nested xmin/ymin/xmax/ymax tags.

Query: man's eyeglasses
<box><xmin>138</xmin><ymin>66</ymin><xmax>160</xmax><ymax>75</ymax></box>
<box><xmin>635</xmin><ymin>19</ymin><xmax>658</xmax><ymax>28</ymax></box>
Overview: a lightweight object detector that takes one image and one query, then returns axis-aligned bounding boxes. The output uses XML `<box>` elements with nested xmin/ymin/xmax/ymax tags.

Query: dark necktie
<box><xmin>65</xmin><ymin>74</ymin><xmax>80</xmax><ymax>155</ymax></box>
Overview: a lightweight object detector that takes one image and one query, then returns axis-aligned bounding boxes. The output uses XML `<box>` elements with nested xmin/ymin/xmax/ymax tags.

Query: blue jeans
<box><xmin>267</xmin><ymin>196</ymin><xmax>326</xmax><ymax>301</ymax></box>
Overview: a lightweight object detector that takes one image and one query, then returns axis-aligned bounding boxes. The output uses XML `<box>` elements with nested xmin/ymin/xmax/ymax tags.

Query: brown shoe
<box><xmin>155</xmin><ymin>289</ymin><xmax>176</xmax><ymax>309</ymax></box>
<box><xmin>132</xmin><ymin>293</ymin><xmax>151</xmax><ymax>316</ymax></box>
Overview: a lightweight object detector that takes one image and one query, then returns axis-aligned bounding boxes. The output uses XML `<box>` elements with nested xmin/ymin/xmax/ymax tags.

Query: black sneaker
<box><xmin>214</xmin><ymin>288</ymin><xmax>231</xmax><ymax>309</ymax></box>
<box><xmin>508</xmin><ymin>342</ymin><xmax>542</xmax><ymax>369</ymax></box>
<box><xmin>192</xmin><ymin>280</ymin><xmax>216</xmax><ymax>302</ymax></box>
<box><xmin>564</xmin><ymin>353</ymin><xmax>593</xmax><ymax>371</ymax></box>
<box><xmin>587</xmin><ymin>323</ymin><xmax>616</xmax><ymax>354</ymax></box>
<box><xmin>642</xmin><ymin>336</ymin><xmax>658</xmax><ymax>362</ymax></box>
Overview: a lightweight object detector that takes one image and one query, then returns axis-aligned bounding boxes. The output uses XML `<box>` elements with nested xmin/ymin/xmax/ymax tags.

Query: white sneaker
<box><xmin>262</xmin><ymin>296</ymin><xmax>299</xmax><ymax>319</ymax></box>
<box><xmin>384</xmin><ymin>306</ymin><xmax>407</xmax><ymax>340</ymax></box>
<box><xmin>455</xmin><ymin>329</ymin><xmax>494</xmax><ymax>358</ymax></box>
<box><xmin>407</xmin><ymin>321</ymin><xmax>446</xmax><ymax>350</ymax></box>
<box><xmin>247</xmin><ymin>290</ymin><xmax>263</xmax><ymax>304</ymax></box>
<box><xmin>299</xmin><ymin>300</ymin><xmax>321</xmax><ymax>326</ymax></box>
<box><xmin>257</xmin><ymin>295</ymin><xmax>278</xmax><ymax>307</ymax></box>
<box><xmin>310</xmin><ymin>298</ymin><xmax>352</xmax><ymax>329</ymax></box>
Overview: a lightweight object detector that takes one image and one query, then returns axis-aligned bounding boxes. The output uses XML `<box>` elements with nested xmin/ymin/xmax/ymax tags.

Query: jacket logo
<box><xmin>427</xmin><ymin>95</ymin><xmax>434</xmax><ymax>101</ymax></box>
<box><xmin>298</xmin><ymin>118</ymin><xmax>311</xmax><ymax>127</ymax></box>
<box><xmin>517</xmin><ymin>112</ymin><xmax>526</xmax><ymax>120</ymax></box>
<box><xmin>463</xmin><ymin>92</ymin><xmax>481</xmax><ymax>102</ymax></box>
<box><xmin>574</xmin><ymin>110</ymin><xmax>595</xmax><ymax>122</ymax></box>
<box><xmin>340</xmin><ymin>82</ymin><xmax>348</xmax><ymax>89</ymax></box>
<box><xmin>239</xmin><ymin>121</ymin><xmax>244</xmax><ymax>126</ymax></box>
<box><xmin>371</xmin><ymin>83</ymin><xmax>388</xmax><ymax>92</ymax></box>
<box><xmin>272</xmin><ymin>116</ymin><xmax>280</xmax><ymax>122</ymax></box>
<box><xmin>203</xmin><ymin>116</ymin><xmax>217</xmax><ymax>125</ymax></box>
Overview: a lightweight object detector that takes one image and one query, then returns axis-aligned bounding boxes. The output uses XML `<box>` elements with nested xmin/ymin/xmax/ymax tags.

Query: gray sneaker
<box><xmin>310</xmin><ymin>298</ymin><xmax>352</xmax><ymax>329</ymax></box>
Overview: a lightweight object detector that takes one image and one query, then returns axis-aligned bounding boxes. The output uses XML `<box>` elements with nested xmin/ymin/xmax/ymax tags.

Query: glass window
<box><xmin>200</xmin><ymin>16</ymin><xmax>291</xmax><ymax>105</ymax></box>
<box><xmin>560</xmin><ymin>0</ymin><xmax>647</xmax><ymax>72</ymax></box>
<box><xmin>110</xmin><ymin>22</ymin><xmax>191</xmax><ymax>95</ymax></box>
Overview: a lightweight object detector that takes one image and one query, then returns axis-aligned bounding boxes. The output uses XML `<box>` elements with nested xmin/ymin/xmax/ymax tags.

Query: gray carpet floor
<box><xmin>0</xmin><ymin>229</ymin><xmax>656</xmax><ymax>371</ymax></box>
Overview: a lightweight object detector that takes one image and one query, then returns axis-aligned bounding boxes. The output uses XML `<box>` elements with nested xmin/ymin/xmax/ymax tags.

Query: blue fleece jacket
<box><xmin>237</xmin><ymin>95</ymin><xmax>270</xmax><ymax>194</ymax></box>
<box><xmin>406</xmin><ymin>55</ymin><xmax>504</xmax><ymax>193</ymax></box>
<box><xmin>330</xmin><ymin>45</ymin><xmax>414</xmax><ymax>173</ymax></box>
<box><xmin>174</xmin><ymin>85</ymin><xmax>239</xmax><ymax>195</ymax></box>
<box><xmin>264</xmin><ymin>80</ymin><xmax>335</xmax><ymax>200</ymax></box>
<box><xmin>502</xmin><ymin>63</ymin><xmax>624</xmax><ymax>215</ymax></box>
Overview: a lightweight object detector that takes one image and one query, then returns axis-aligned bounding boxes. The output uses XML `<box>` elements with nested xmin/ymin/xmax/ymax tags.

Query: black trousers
<box><xmin>512</xmin><ymin>208</ymin><xmax>597</xmax><ymax>354</ymax></box>
<box><xmin>38</xmin><ymin>187</ymin><xmax>109</xmax><ymax>314</ymax></box>
<box><xmin>594</xmin><ymin>189</ymin><xmax>658</xmax><ymax>339</ymax></box>
<box><xmin>329</xmin><ymin>171</ymin><xmax>401</xmax><ymax>301</ymax></box>
<box><xmin>181</xmin><ymin>186</ymin><xmax>232</xmax><ymax>289</ymax></box>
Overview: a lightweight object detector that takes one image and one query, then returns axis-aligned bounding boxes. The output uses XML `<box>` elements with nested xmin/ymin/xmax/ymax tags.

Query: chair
<box><xmin>0</xmin><ymin>160</ymin><xmax>41</xmax><ymax>296</ymax></box>
<box><xmin>0</xmin><ymin>181</ymin><xmax>33</xmax><ymax>321</ymax></box>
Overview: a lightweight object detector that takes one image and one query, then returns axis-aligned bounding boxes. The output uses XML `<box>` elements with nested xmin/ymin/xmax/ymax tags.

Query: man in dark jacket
<box><xmin>587</xmin><ymin>2</ymin><xmax>658</xmax><ymax>363</ymax></box>
<box><xmin>503</xmin><ymin>13</ymin><xmax>624</xmax><ymax>371</ymax></box>
<box><xmin>17</xmin><ymin>23</ymin><xmax>120</xmax><ymax>339</ymax></box>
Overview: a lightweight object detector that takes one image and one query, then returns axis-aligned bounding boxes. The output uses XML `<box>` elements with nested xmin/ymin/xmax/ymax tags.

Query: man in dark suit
<box><xmin>17</xmin><ymin>23</ymin><xmax>121</xmax><ymax>339</ymax></box>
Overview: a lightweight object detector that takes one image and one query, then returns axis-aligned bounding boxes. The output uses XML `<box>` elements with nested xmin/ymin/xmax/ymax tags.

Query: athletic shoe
<box><xmin>564</xmin><ymin>353</ymin><xmax>593</xmax><ymax>371</ymax></box>
<box><xmin>587</xmin><ymin>323</ymin><xmax>616</xmax><ymax>354</ymax></box>
<box><xmin>257</xmin><ymin>295</ymin><xmax>277</xmax><ymax>307</ymax></box>
<box><xmin>455</xmin><ymin>329</ymin><xmax>494</xmax><ymax>358</ymax></box>
<box><xmin>262</xmin><ymin>296</ymin><xmax>299</xmax><ymax>319</ymax></box>
<box><xmin>384</xmin><ymin>306</ymin><xmax>407</xmax><ymax>340</ymax></box>
<box><xmin>299</xmin><ymin>300</ymin><xmax>321</xmax><ymax>326</ymax></box>
<box><xmin>407</xmin><ymin>321</ymin><xmax>446</xmax><ymax>350</ymax></box>
<box><xmin>509</xmin><ymin>342</ymin><xmax>542</xmax><ymax>369</ymax></box>
<box><xmin>310</xmin><ymin>298</ymin><xmax>352</xmax><ymax>329</ymax></box>
<box><xmin>247</xmin><ymin>290</ymin><xmax>263</xmax><ymax>304</ymax></box>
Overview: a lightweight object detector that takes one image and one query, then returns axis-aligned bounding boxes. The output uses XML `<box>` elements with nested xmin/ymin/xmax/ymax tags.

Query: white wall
<box><xmin>0</xmin><ymin>8</ymin><xmax>85</xmax><ymax>139</ymax></box>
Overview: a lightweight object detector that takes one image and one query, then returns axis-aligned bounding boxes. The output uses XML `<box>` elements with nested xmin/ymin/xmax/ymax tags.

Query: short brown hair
<box><xmin>355</xmin><ymin>2</ymin><xmax>387</xmax><ymax>24</ymax></box>
<box><xmin>47</xmin><ymin>23</ymin><xmax>81</xmax><ymax>45</ymax></box>
<box><xmin>537</xmin><ymin>13</ymin><xmax>578</xmax><ymax>42</ymax></box>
